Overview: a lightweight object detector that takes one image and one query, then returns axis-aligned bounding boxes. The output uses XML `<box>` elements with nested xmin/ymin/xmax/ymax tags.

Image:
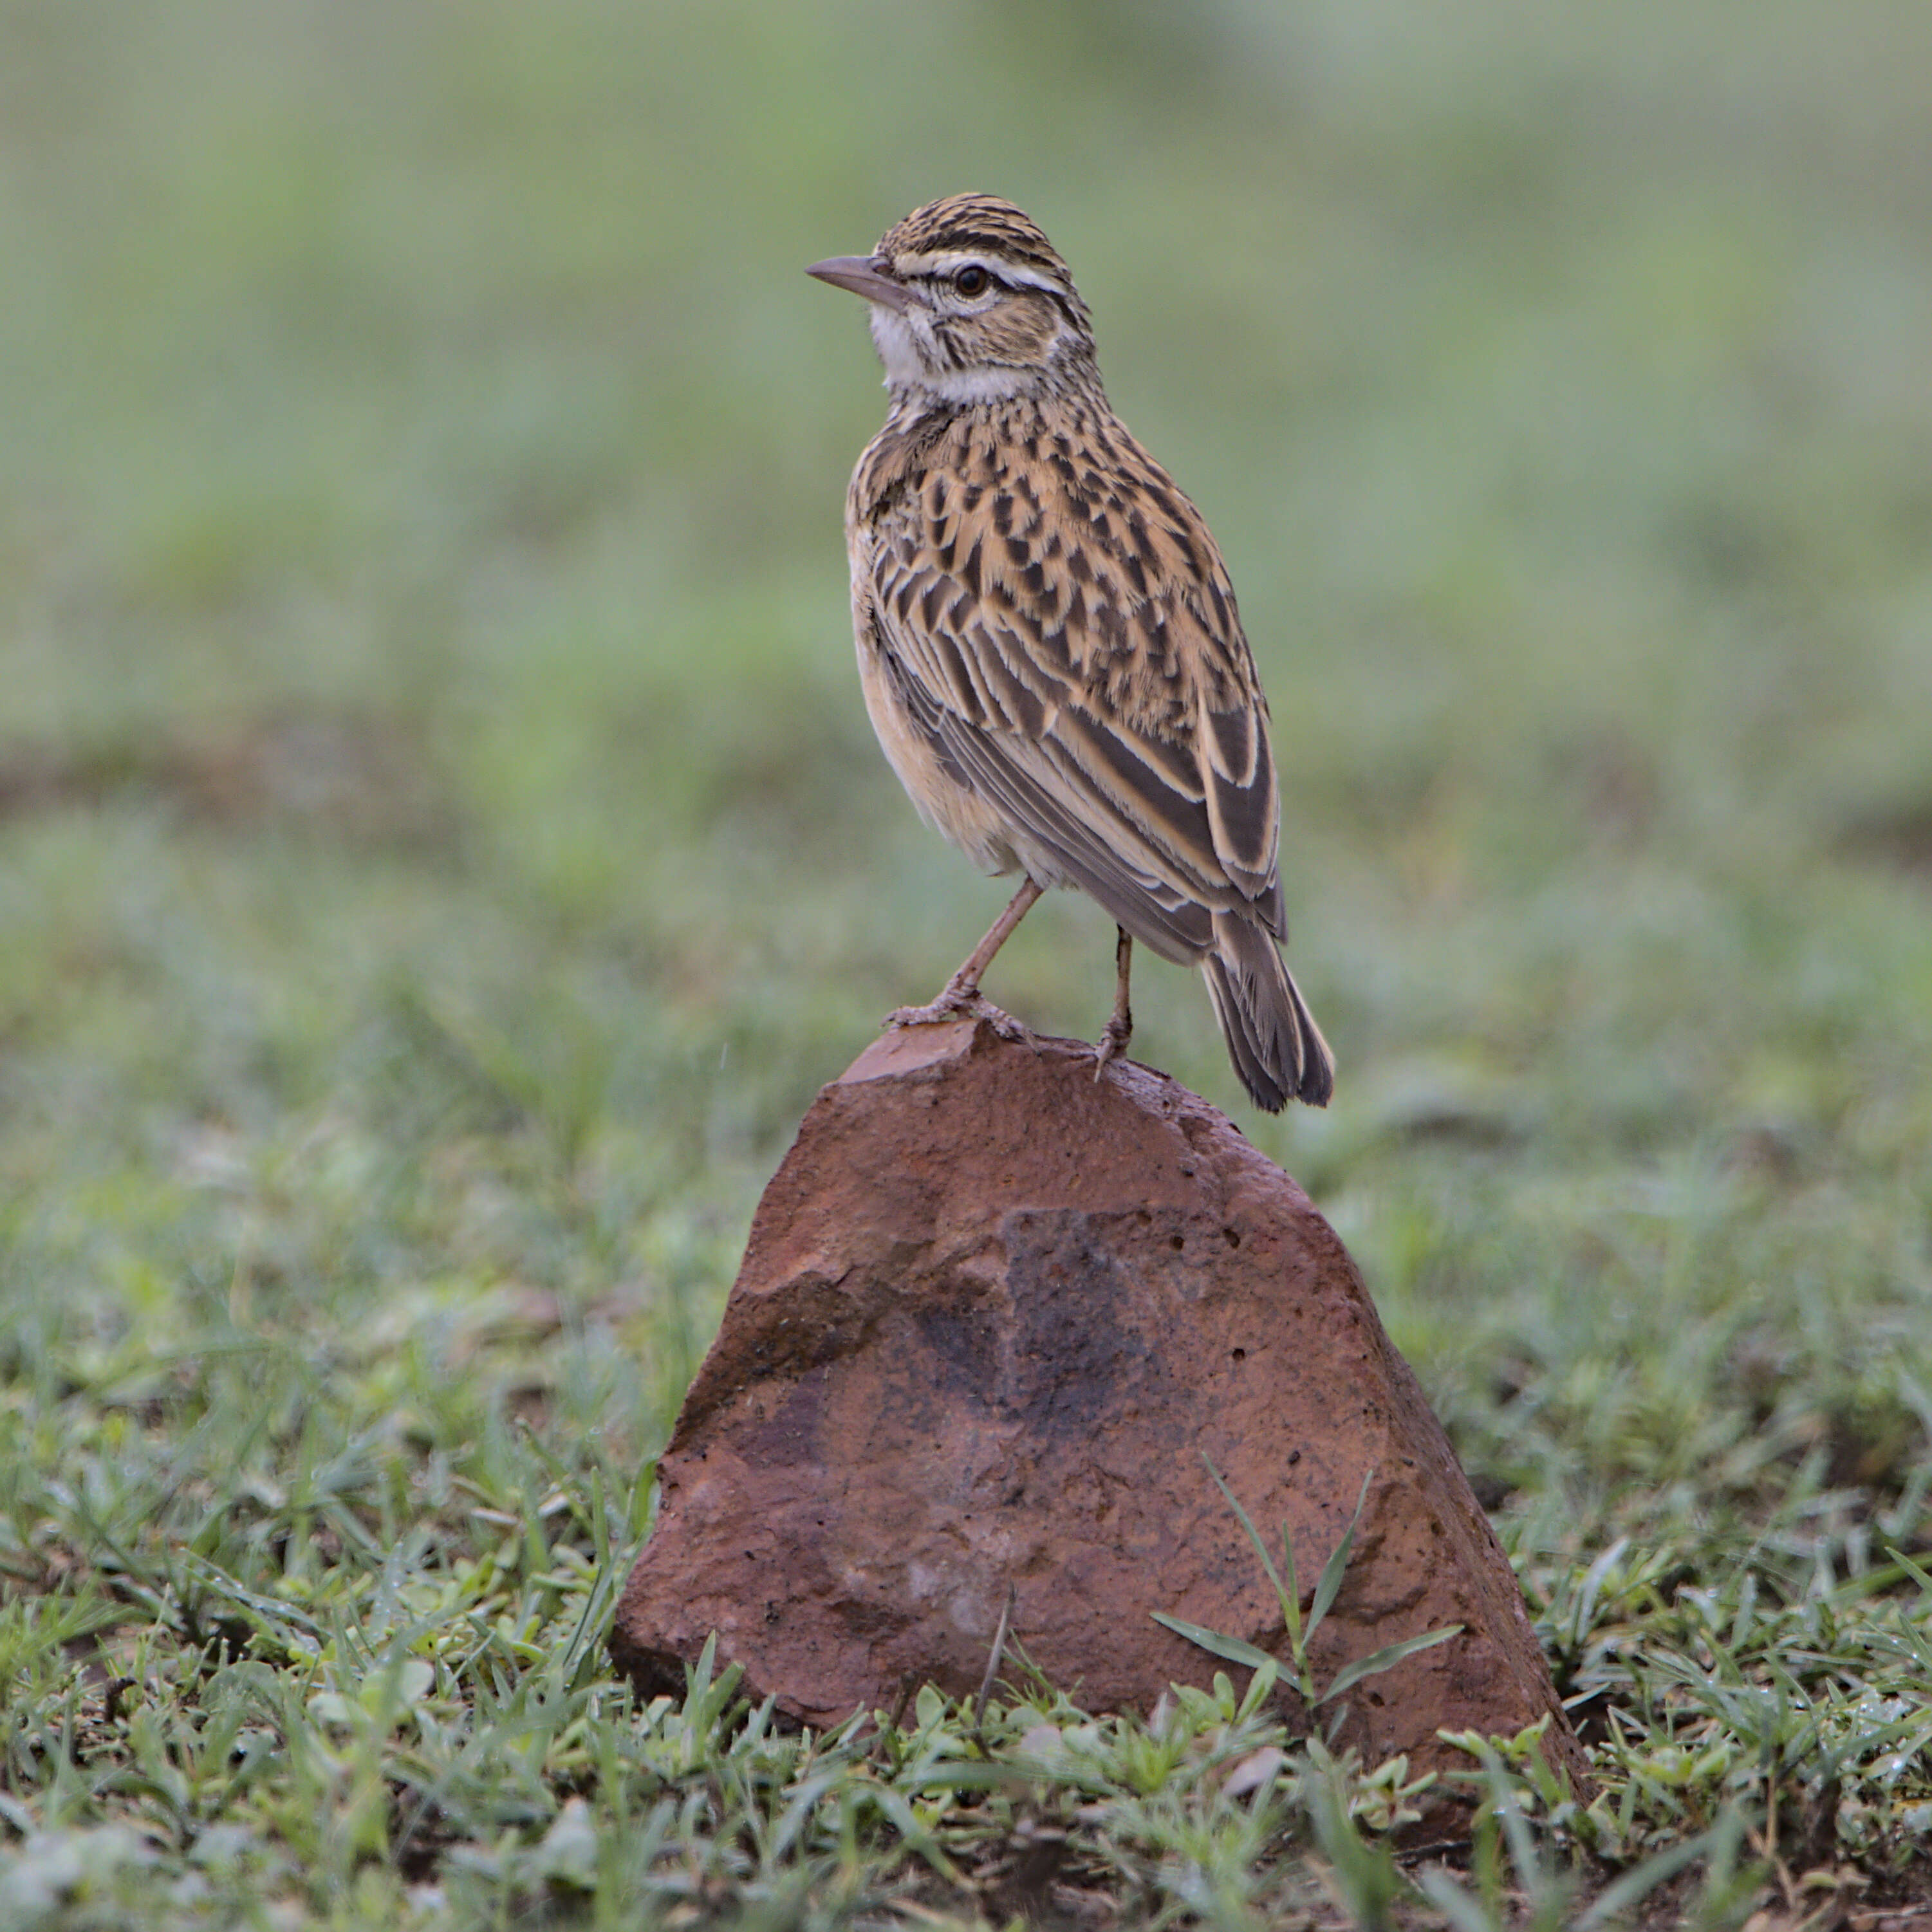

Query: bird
<box><xmin>808</xmin><ymin>193</ymin><xmax>1333</xmax><ymax>1111</ymax></box>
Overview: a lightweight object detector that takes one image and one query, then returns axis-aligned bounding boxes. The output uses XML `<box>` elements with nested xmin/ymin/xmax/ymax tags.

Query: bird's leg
<box><xmin>887</xmin><ymin>878</ymin><xmax>1043</xmax><ymax>1039</ymax></box>
<box><xmin>1093</xmin><ymin>927</ymin><xmax>1133</xmax><ymax>1076</ymax></box>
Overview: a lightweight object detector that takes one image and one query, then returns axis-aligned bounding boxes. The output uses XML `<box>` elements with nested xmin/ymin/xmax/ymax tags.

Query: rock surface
<box><xmin>612</xmin><ymin>1019</ymin><xmax>1586</xmax><ymax>1807</ymax></box>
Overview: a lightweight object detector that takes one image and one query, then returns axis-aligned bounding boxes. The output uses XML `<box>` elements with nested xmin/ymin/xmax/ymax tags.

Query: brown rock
<box><xmin>612</xmin><ymin>1019</ymin><xmax>1586</xmax><ymax>1810</ymax></box>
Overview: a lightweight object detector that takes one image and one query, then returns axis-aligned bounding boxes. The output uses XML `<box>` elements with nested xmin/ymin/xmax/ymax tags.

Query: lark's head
<box><xmin>808</xmin><ymin>193</ymin><xmax>1098</xmax><ymax>407</ymax></box>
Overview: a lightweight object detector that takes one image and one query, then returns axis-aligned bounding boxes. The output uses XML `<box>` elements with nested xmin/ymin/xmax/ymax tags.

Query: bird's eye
<box><xmin>952</xmin><ymin>265</ymin><xmax>990</xmax><ymax>297</ymax></box>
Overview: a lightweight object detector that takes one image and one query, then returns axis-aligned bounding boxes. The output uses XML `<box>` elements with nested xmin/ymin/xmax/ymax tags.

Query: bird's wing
<box><xmin>863</xmin><ymin>422</ymin><xmax>1286</xmax><ymax>960</ymax></box>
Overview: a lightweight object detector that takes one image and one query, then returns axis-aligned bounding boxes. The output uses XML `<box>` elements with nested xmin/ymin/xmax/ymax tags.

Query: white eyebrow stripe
<box><xmin>893</xmin><ymin>250</ymin><xmax>1068</xmax><ymax>297</ymax></box>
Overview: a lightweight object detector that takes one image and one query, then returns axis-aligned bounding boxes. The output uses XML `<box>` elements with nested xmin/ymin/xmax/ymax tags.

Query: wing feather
<box><xmin>881</xmin><ymin>648</ymin><xmax>1211</xmax><ymax>960</ymax></box>
<box><xmin>861</xmin><ymin>408</ymin><xmax>1291</xmax><ymax>960</ymax></box>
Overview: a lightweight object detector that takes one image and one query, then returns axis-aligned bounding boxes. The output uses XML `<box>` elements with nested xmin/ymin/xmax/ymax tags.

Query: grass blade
<box><xmin>1200</xmin><ymin>1453</ymin><xmax>1288</xmax><ymax>1609</ymax></box>
<box><xmin>1574</xmin><ymin>1821</ymin><xmax>1732</xmax><ymax>1930</ymax></box>
<box><xmin>1151</xmin><ymin>1611</ymin><xmax>1276</xmax><ymax>1672</ymax></box>
<box><xmin>1321</xmin><ymin>1624</ymin><xmax>1463</xmax><ymax>1704</ymax></box>
<box><xmin>1308</xmin><ymin>1467</ymin><xmax>1377</xmax><ymax>1643</ymax></box>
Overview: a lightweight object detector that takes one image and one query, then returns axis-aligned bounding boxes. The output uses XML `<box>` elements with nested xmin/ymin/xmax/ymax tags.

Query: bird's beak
<box><xmin>806</xmin><ymin>255</ymin><xmax>915</xmax><ymax>312</ymax></box>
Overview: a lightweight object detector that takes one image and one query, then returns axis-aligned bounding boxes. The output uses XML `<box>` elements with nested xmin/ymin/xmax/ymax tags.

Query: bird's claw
<box><xmin>886</xmin><ymin>989</ymin><xmax>1031</xmax><ymax>1043</ymax></box>
<box><xmin>1092</xmin><ymin>1014</ymin><xmax>1133</xmax><ymax>1081</ymax></box>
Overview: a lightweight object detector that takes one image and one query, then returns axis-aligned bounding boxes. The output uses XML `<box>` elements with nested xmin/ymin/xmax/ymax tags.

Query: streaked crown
<box><xmin>876</xmin><ymin>194</ymin><xmax>1080</xmax><ymax>299</ymax></box>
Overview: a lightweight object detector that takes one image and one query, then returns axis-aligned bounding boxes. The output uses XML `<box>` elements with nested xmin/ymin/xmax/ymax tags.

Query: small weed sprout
<box><xmin>1154</xmin><ymin>1451</ymin><xmax>1462</xmax><ymax>1719</ymax></box>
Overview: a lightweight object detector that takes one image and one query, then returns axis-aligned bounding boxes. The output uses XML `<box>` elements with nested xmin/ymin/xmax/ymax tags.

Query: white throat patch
<box><xmin>868</xmin><ymin>306</ymin><xmax>1041</xmax><ymax>406</ymax></box>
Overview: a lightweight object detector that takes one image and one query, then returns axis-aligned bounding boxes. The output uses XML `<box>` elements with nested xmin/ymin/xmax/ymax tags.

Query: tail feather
<box><xmin>1199</xmin><ymin>915</ymin><xmax>1334</xmax><ymax>1111</ymax></box>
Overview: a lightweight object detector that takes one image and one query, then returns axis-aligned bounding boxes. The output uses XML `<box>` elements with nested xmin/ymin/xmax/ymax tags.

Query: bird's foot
<box><xmin>886</xmin><ymin>987</ymin><xmax>1030</xmax><ymax>1043</ymax></box>
<box><xmin>1092</xmin><ymin>1010</ymin><xmax>1133</xmax><ymax>1080</ymax></box>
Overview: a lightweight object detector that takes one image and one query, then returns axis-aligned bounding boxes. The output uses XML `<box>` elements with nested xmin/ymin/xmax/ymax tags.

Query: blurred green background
<box><xmin>5</xmin><ymin>0</ymin><xmax>1931</xmax><ymax>1518</ymax></box>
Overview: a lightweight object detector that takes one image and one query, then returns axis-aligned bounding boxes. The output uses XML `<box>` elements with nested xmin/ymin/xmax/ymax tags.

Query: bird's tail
<box><xmin>1199</xmin><ymin>914</ymin><xmax>1335</xmax><ymax>1112</ymax></box>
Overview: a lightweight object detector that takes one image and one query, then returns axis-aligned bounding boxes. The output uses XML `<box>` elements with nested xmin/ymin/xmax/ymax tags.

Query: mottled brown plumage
<box><xmin>810</xmin><ymin>194</ymin><xmax>1333</xmax><ymax>1110</ymax></box>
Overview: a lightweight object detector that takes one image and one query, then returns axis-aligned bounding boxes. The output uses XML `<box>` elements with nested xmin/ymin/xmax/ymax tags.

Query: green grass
<box><xmin>5</xmin><ymin>1</ymin><xmax>1932</xmax><ymax>1924</ymax></box>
